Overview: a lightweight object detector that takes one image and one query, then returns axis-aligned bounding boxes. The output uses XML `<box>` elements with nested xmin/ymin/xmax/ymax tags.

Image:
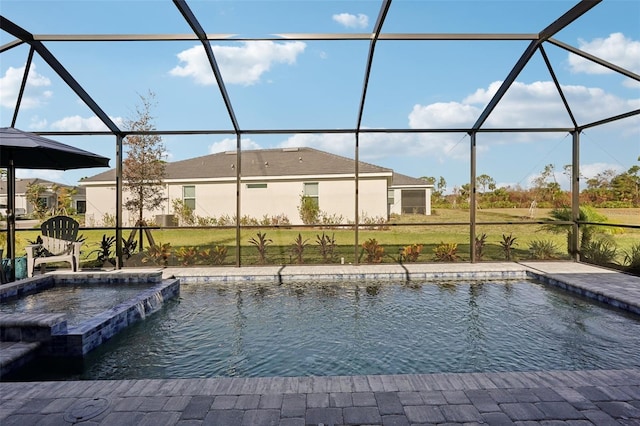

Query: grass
<box><xmin>5</xmin><ymin>208</ymin><xmax>639</xmax><ymax>267</ymax></box>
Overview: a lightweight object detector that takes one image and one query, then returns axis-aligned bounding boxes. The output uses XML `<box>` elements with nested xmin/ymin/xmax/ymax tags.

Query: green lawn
<box><xmin>7</xmin><ymin>208</ymin><xmax>639</xmax><ymax>268</ymax></box>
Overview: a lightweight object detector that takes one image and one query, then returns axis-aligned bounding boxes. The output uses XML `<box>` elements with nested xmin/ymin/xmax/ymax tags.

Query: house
<box><xmin>0</xmin><ymin>178</ymin><xmax>86</xmax><ymax>218</ymax></box>
<box><xmin>79</xmin><ymin>147</ymin><xmax>432</xmax><ymax>226</ymax></box>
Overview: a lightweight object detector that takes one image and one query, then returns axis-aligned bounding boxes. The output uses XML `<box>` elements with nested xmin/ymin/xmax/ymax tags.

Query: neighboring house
<box><xmin>0</xmin><ymin>178</ymin><xmax>86</xmax><ymax>217</ymax></box>
<box><xmin>79</xmin><ymin>147</ymin><xmax>433</xmax><ymax>226</ymax></box>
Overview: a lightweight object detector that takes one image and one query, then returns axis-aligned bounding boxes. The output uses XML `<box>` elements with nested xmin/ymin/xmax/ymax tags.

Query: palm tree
<box><xmin>542</xmin><ymin>206</ymin><xmax>608</xmax><ymax>255</ymax></box>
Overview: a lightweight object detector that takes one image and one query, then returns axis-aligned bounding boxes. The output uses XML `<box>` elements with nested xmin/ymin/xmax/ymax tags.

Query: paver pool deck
<box><xmin>1</xmin><ymin>261</ymin><xmax>639</xmax><ymax>425</ymax></box>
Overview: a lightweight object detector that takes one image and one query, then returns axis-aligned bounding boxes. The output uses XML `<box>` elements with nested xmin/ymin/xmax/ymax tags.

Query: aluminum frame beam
<box><xmin>0</xmin><ymin>16</ymin><xmax>122</xmax><ymax>135</ymax></box>
<box><xmin>472</xmin><ymin>0</ymin><xmax>601</xmax><ymax>130</ymax></box>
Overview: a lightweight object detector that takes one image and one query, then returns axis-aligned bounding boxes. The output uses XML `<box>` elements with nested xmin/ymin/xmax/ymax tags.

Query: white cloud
<box><xmin>0</xmin><ymin>64</ymin><xmax>52</xmax><ymax>109</ymax></box>
<box><xmin>579</xmin><ymin>162</ymin><xmax>625</xmax><ymax>180</ymax></box>
<box><xmin>170</xmin><ymin>41</ymin><xmax>306</xmax><ymax>86</ymax></box>
<box><xmin>209</xmin><ymin>137</ymin><xmax>261</xmax><ymax>153</ymax></box>
<box><xmin>49</xmin><ymin>115</ymin><xmax>124</xmax><ymax>131</ymax></box>
<box><xmin>16</xmin><ymin>169</ymin><xmax>64</xmax><ymax>181</ymax></box>
<box><xmin>278</xmin><ymin>131</ymin><xmax>477</xmax><ymax>165</ymax></box>
<box><xmin>332</xmin><ymin>13</ymin><xmax>369</xmax><ymax>29</ymax></box>
<box><xmin>568</xmin><ymin>33</ymin><xmax>640</xmax><ymax>75</ymax></box>
<box><xmin>410</xmin><ymin>80</ymin><xmax>639</xmax><ymax>133</ymax></box>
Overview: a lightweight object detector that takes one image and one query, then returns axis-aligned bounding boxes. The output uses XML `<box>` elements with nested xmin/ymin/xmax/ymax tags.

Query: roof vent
<box><xmin>224</xmin><ymin>150</ymin><xmax>236</xmax><ymax>155</ymax></box>
<box><xmin>282</xmin><ymin>147</ymin><xmax>299</xmax><ymax>152</ymax></box>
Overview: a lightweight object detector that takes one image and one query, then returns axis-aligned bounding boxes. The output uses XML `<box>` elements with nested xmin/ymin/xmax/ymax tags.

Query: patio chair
<box><xmin>25</xmin><ymin>216</ymin><xmax>83</xmax><ymax>277</ymax></box>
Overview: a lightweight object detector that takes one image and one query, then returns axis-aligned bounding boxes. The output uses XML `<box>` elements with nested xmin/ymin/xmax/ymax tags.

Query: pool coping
<box><xmin>162</xmin><ymin>261</ymin><xmax>640</xmax><ymax>315</ymax></box>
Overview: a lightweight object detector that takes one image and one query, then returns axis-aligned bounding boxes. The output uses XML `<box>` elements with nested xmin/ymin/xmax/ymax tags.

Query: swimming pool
<box><xmin>10</xmin><ymin>278</ymin><xmax>640</xmax><ymax>381</ymax></box>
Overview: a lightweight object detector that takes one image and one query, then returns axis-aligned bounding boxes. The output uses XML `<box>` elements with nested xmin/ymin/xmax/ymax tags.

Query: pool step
<box><xmin>0</xmin><ymin>341</ymin><xmax>41</xmax><ymax>378</ymax></box>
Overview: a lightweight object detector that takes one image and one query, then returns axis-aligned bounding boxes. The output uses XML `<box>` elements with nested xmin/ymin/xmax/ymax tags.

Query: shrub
<box><xmin>361</xmin><ymin>238</ymin><xmax>384</xmax><ymax>263</ymax></box>
<box><xmin>433</xmin><ymin>242</ymin><xmax>460</xmax><ymax>262</ymax></box>
<box><xmin>316</xmin><ymin>232</ymin><xmax>337</xmax><ymax>263</ymax></box>
<box><xmin>298</xmin><ymin>194</ymin><xmax>319</xmax><ymax>224</ymax></box>
<box><xmin>101</xmin><ymin>212</ymin><xmax>116</xmax><ymax>227</ymax></box>
<box><xmin>291</xmin><ymin>233</ymin><xmax>309</xmax><ymax>264</ymax></box>
<box><xmin>172</xmin><ymin>199</ymin><xmax>194</xmax><ymax>226</ymax></box>
<box><xmin>528</xmin><ymin>239</ymin><xmax>558</xmax><ymax>260</ymax></box>
<box><xmin>89</xmin><ymin>234</ymin><xmax>116</xmax><ymax>265</ymax></box>
<box><xmin>122</xmin><ymin>237</ymin><xmax>137</xmax><ymax>259</ymax></box>
<box><xmin>623</xmin><ymin>243</ymin><xmax>640</xmax><ymax>274</ymax></box>
<box><xmin>199</xmin><ymin>246</ymin><xmax>228</xmax><ymax>265</ymax></box>
<box><xmin>474</xmin><ymin>233</ymin><xmax>487</xmax><ymax>260</ymax></box>
<box><xmin>142</xmin><ymin>242</ymin><xmax>172</xmax><ymax>267</ymax></box>
<box><xmin>175</xmin><ymin>246</ymin><xmax>199</xmax><ymax>266</ymax></box>
<box><xmin>249</xmin><ymin>232</ymin><xmax>272</xmax><ymax>264</ymax></box>
<box><xmin>500</xmin><ymin>233</ymin><xmax>517</xmax><ymax>261</ymax></box>
<box><xmin>581</xmin><ymin>238</ymin><xmax>617</xmax><ymax>265</ymax></box>
<box><xmin>401</xmin><ymin>244</ymin><xmax>423</xmax><ymax>262</ymax></box>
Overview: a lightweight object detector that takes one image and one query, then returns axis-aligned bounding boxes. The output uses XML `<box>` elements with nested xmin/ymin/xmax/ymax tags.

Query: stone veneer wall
<box><xmin>0</xmin><ymin>271</ymin><xmax>179</xmax><ymax>359</ymax></box>
<box><xmin>49</xmin><ymin>279</ymin><xmax>179</xmax><ymax>357</ymax></box>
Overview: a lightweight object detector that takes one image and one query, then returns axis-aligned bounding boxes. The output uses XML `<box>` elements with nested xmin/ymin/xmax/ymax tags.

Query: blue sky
<box><xmin>1</xmin><ymin>0</ymin><xmax>639</xmax><ymax>193</ymax></box>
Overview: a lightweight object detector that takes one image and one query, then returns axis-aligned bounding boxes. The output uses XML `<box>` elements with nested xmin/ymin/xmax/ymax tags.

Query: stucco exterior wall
<box><xmin>82</xmin><ymin>175</ymin><xmax>391</xmax><ymax>226</ymax></box>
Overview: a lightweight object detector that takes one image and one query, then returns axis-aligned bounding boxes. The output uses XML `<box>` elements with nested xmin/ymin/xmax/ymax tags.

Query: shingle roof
<box><xmin>391</xmin><ymin>173</ymin><xmax>433</xmax><ymax>187</ymax></box>
<box><xmin>0</xmin><ymin>178</ymin><xmax>84</xmax><ymax>196</ymax></box>
<box><xmin>80</xmin><ymin>147</ymin><xmax>393</xmax><ymax>183</ymax></box>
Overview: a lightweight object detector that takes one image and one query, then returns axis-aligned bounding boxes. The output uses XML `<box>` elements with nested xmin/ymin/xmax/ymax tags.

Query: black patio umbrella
<box><xmin>1</xmin><ymin>127</ymin><xmax>110</xmax><ymax>280</ymax></box>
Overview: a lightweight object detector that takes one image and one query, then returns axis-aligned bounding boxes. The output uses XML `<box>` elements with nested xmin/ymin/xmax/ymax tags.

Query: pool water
<box><xmin>0</xmin><ymin>284</ymin><xmax>154</xmax><ymax>326</ymax></box>
<box><xmin>12</xmin><ymin>279</ymin><xmax>640</xmax><ymax>380</ymax></box>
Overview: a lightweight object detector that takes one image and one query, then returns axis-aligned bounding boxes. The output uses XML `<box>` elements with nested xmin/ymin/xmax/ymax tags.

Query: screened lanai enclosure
<box><xmin>1</xmin><ymin>0</ymin><xmax>639</xmax><ymax>269</ymax></box>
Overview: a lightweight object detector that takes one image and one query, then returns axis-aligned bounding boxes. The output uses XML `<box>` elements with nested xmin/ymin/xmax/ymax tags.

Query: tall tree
<box><xmin>25</xmin><ymin>181</ymin><xmax>47</xmax><ymax>219</ymax></box>
<box><xmin>476</xmin><ymin>174</ymin><xmax>496</xmax><ymax>193</ymax></box>
<box><xmin>123</xmin><ymin>91</ymin><xmax>167</xmax><ymax>226</ymax></box>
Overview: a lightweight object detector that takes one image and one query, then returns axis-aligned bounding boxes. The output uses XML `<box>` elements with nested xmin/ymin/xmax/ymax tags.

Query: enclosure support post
<box><xmin>354</xmin><ymin>133</ymin><xmax>360</xmax><ymax>266</ymax></box>
<box><xmin>115</xmin><ymin>134</ymin><xmax>123</xmax><ymax>269</ymax></box>
<box><xmin>571</xmin><ymin>131</ymin><xmax>580</xmax><ymax>261</ymax></box>
<box><xmin>470</xmin><ymin>132</ymin><xmax>477</xmax><ymax>263</ymax></box>
<box><xmin>235</xmin><ymin>133</ymin><xmax>242</xmax><ymax>267</ymax></box>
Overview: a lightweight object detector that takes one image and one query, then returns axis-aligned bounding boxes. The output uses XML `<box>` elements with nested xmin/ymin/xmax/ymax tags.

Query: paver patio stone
<box><xmin>138</xmin><ymin>396</ymin><xmax>170</xmax><ymax>411</ymax></box>
<box><xmin>441</xmin><ymin>390</ymin><xmax>471</xmax><ymax>404</ymax></box>
<box><xmin>180</xmin><ymin>396</ymin><xmax>214</xmax><ymax>420</ymax></box>
<box><xmin>499</xmin><ymin>402</ymin><xmax>545</xmax><ymax>421</ymax></box>
<box><xmin>352</xmin><ymin>392</ymin><xmax>377</xmax><ymax>406</ymax></box>
<box><xmin>381</xmin><ymin>414</ymin><xmax>410</xmax><ymax>426</ymax></box>
<box><xmin>305</xmin><ymin>407</ymin><xmax>343</xmax><ymax>425</ymax></box>
<box><xmin>235</xmin><ymin>394</ymin><xmax>261</xmax><ymax>409</ymax></box>
<box><xmin>202</xmin><ymin>409</ymin><xmax>243</xmax><ymax>425</ymax></box>
<box><xmin>397</xmin><ymin>391</ymin><xmax>423</xmax><ymax>406</ymax></box>
<box><xmin>278</xmin><ymin>418</ymin><xmax>305</xmax><ymax>426</ymax></box>
<box><xmin>343</xmin><ymin>406</ymin><xmax>382</xmax><ymax>424</ymax></box>
<box><xmin>330</xmin><ymin>392</ymin><xmax>353</xmax><ymax>407</ymax></box>
<box><xmin>419</xmin><ymin>390</ymin><xmax>447</xmax><ymax>405</ymax></box>
<box><xmin>306</xmin><ymin>393</ymin><xmax>329</xmax><ymax>408</ymax></box>
<box><xmin>464</xmin><ymin>389</ymin><xmax>500</xmax><ymax>412</ymax></box>
<box><xmin>241</xmin><ymin>409</ymin><xmax>280</xmax><ymax>426</ymax></box>
<box><xmin>375</xmin><ymin>392</ymin><xmax>404</xmax><ymax>415</ymax></box>
<box><xmin>281</xmin><ymin>394</ymin><xmax>306</xmax><ymax>418</ymax></box>
<box><xmin>581</xmin><ymin>409</ymin><xmax>623</xmax><ymax>426</ymax></box>
<box><xmin>439</xmin><ymin>403</ymin><xmax>482</xmax><ymax>423</ymax></box>
<box><xmin>404</xmin><ymin>405</ymin><xmax>445</xmax><ymax>423</ymax></box>
<box><xmin>139</xmin><ymin>411</ymin><xmax>181</xmax><ymax>426</ymax></box>
<box><xmin>535</xmin><ymin>401</ymin><xmax>585</xmax><ymax>420</ymax></box>
<box><xmin>595</xmin><ymin>401</ymin><xmax>640</xmax><ymax>419</ymax></box>
<box><xmin>481</xmin><ymin>411</ymin><xmax>515</xmax><ymax>425</ymax></box>
<box><xmin>259</xmin><ymin>394</ymin><xmax>283</xmax><ymax>409</ymax></box>
<box><xmin>211</xmin><ymin>395</ymin><xmax>237</xmax><ymax>410</ymax></box>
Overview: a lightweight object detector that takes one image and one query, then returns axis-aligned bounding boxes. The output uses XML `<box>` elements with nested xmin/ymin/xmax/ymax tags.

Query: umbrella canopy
<box><xmin>1</xmin><ymin>127</ymin><xmax>110</xmax><ymax>169</ymax></box>
<box><xmin>1</xmin><ymin>127</ymin><xmax>110</xmax><ymax>281</ymax></box>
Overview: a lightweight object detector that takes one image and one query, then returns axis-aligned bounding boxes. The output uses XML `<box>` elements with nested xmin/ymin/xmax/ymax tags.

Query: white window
<box><xmin>183</xmin><ymin>186</ymin><xmax>196</xmax><ymax>210</ymax></box>
<box><xmin>303</xmin><ymin>182</ymin><xmax>319</xmax><ymax>207</ymax></box>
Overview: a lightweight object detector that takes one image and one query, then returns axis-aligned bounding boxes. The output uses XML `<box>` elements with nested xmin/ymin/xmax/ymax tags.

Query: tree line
<box><xmin>422</xmin><ymin>159</ymin><xmax>640</xmax><ymax>209</ymax></box>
